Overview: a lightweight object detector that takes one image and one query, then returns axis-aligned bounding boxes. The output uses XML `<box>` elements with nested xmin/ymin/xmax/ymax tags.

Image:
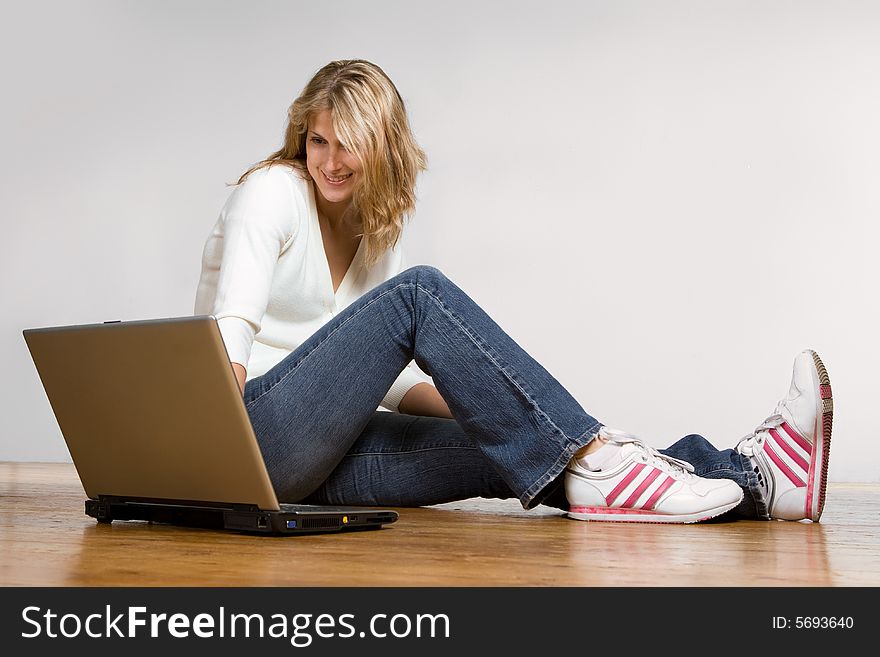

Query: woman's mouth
<box><xmin>323</xmin><ymin>171</ymin><xmax>353</xmax><ymax>185</ymax></box>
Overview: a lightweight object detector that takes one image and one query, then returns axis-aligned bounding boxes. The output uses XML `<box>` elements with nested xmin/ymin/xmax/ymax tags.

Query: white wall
<box><xmin>3</xmin><ymin>0</ymin><xmax>878</xmax><ymax>481</ymax></box>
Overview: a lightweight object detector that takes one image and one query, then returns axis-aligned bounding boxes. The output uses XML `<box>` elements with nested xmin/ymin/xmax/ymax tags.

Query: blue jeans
<box><xmin>244</xmin><ymin>266</ymin><xmax>767</xmax><ymax>519</ymax></box>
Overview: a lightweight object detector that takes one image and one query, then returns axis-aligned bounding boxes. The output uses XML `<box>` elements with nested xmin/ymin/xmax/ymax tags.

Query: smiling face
<box><xmin>305</xmin><ymin>109</ymin><xmax>362</xmax><ymax>216</ymax></box>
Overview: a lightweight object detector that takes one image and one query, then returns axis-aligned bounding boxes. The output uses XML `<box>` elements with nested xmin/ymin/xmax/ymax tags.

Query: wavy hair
<box><xmin>237</xmin><ymin>60</ymin><xmax>427</xmax><ymax>267</ymax></box>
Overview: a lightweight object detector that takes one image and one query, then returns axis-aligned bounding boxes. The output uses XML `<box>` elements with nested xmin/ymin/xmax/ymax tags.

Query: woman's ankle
<box><xmin>574</xmin><ymin>432</ymin><xmax>608</xmax><ymax>459</ymax></box>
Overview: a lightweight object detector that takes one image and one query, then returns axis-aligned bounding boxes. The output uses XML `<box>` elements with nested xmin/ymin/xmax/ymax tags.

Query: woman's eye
<box><xmin>309</xmin><ymin>137</ymin><xmax>347</xmax><ymax>151</ymax></box>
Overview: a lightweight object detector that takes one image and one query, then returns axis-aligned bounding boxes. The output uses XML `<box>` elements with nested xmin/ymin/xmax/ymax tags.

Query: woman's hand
<box><xmin>231</xmin><ymin>362</ymin><xmax>247</xmax><ymax>397</ymax></box>
<box><xmin>398</xmin><ymin>382</ymin><xmax>453</xmax><ymax>418</ymax></box>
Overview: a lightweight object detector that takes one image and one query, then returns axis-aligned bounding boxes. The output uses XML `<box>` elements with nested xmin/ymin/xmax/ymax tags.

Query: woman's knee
<box><xmin>395</xmin><ymin>264</ymin><xmax>448</xmax><ymax>287</ymax></box>
<box><xmin>667</xmin><ymin>433</ymin><xmax>712</xmax><ymax>451</ymax></box>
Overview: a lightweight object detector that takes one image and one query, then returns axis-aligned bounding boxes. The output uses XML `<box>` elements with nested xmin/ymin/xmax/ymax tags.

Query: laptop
<box><xmin>22</xmin><ymin>315</ymin><xmax>399</xmax><ymax>535</ymax></box>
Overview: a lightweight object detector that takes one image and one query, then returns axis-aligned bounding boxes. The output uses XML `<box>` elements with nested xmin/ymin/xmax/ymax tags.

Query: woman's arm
<box><xmin>232</xmin><ymin>362</ymin><xmax>247</xmax><ymax>396</ymax></box>
<box><xmin>197</xmin><ymin>168</ymin><xmax>297</xmax><ymax>390</ymax></box>
<box><xmin>397</xmin><ymin>382</ymin><xmax>453</xmax><ymax>418</ymax></box>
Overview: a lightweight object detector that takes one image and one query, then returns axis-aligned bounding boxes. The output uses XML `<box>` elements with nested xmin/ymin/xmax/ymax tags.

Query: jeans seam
<box><xmin>342</xmin><ymin>445</ymin><xmax>480</xmax><ymax>457</ymax></box>
<box><xmin>701</xmin><ymin>464</ymin><xmax>740</xmax><ymax>474</ymax></box>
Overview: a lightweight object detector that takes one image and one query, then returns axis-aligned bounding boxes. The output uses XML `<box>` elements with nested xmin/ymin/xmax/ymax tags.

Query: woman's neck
<box><xmin>314</xmin><ymin>185</ymin><xmax>360</xmax><ymax>231</ymax></box>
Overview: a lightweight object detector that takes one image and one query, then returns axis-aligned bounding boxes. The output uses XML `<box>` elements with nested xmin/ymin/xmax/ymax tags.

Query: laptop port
<box><xmin>257</xmin><ymin>516</ymin><xmax>268</xmax><ymax>528</ymax></box>
<box><xmin>286</xmin><ymin>520</ymin><xmax>297</xmax><ymax>529</ymax></box>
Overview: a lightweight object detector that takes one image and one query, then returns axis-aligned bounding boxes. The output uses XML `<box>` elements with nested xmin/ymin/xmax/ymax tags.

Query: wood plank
<box><xmin>1</xmin><ymin>462</ymin><xmax>878</xmax><ymax>586</ymax></box>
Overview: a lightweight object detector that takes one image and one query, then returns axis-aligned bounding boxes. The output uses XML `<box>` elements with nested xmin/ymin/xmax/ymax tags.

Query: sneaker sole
<box><xmin>566</xmin><ymin>498</ymin><xmax>741</xmax><ymax>524</ymax></box>
<box><xmin>807</xmin><ymin>349</ymin><xmax>833</xmax><ymax>522</ymax></box>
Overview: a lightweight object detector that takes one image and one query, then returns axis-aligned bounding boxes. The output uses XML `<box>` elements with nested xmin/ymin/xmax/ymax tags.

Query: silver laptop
<box><xmin>22</xmin><ymin>315</ymin><xmax>398</xmax><ymax>535</ymax></box>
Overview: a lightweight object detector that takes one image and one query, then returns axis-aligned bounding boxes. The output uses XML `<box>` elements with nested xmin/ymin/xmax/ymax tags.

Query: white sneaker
<box><xmin>736</xmin><ymin>350</ymin><xmax>833</xmax><ymax>521</ymax></box>
<box><xmin>565</xmin><ymin>428</ymin><xmax>744</xmax><ymax>523</ymax></box>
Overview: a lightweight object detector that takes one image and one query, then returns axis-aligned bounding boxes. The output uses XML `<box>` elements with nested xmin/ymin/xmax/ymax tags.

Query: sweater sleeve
<box><xmin>381</xmin><ymin>367</ymin><xmax>428</xmax><ymax>412</ymax></box>
<box><xmin>204</xmin><ymin>169</ymin><xmax>296</xmax><ymax>368</ymax></box>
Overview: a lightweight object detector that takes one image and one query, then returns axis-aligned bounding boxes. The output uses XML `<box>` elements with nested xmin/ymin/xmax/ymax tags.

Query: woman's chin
<box><xmin>316</xmin><ymin>186</ymin><xmax>353</xmax><ymax>205</ymax></box>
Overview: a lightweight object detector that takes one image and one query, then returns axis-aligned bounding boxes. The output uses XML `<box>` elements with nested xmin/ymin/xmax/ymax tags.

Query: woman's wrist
<box><xmin>231</xmin><ymin>362</ymin><xmax>247</xmax><ymax>397</ymax></box>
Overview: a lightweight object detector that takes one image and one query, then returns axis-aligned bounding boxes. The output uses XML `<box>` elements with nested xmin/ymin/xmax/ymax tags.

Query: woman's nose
<box><xmin>325</xmin><ymin>148</ymin><xmax>343</xmax><ymax>171</ymax></box>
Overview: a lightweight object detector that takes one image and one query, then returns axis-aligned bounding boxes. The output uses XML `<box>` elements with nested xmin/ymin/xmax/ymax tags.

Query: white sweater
<box><xmin>193</xmin><ymin>164</ymin><xmax>425</xmax><ymax>411</ymax></box>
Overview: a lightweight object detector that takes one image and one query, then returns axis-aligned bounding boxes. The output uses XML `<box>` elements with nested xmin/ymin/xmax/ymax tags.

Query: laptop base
<box><xmin>86</xmin><ymin>497</ymin><xmax>398</xmax><ymax>536</ymax></box>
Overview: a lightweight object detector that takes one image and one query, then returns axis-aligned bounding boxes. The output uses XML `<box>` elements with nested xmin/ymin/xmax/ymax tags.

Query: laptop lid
<box><xmin>23</xmin><ymin>316</ymin><xmax>281</xmax><ymax>512</ymax></box>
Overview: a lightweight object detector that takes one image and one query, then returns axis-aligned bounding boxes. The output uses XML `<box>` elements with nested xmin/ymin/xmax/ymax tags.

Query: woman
<box><xmin>195</xmin><ymin>59</ymin><xmax>833</xmax><ymax>523</ymax></box>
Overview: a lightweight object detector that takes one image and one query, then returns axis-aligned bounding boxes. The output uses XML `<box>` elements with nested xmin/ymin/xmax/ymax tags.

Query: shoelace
<box><xmin>598</xmin><ymin>429</ymin><xmax>696</xmax><ymax>478</ymax></box>
<box><xmin>735</xmin><ymin>413</ymin><xmax>785</xmax><ymax>457</ymax></box>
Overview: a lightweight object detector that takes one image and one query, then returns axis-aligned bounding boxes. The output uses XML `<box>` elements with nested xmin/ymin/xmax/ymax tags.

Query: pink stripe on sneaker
<box><xmin>780</xmin><ymin>422</ymin><xmax>811</xmax><ymax>453</ymax></box>
<box><xmin>643</xmin><ymin>476</ymin><xmax>675</xmax><ymax>510</ymax></box>
<box><xmin>605</xmin><ymin>463</ymin><xmax>645</xmax><ymax>506</ymax></box>
<box><xmin>820</xmin><ymin>384</ymin><xmax>832</xmax><ymax>399</ymax></box>
<box><xmin>765</xmin><ymin>443</ymin><xmax>806</xmax><ymax>487</ymax></box>
<box><xmin>622</xmin><ymin>468</ymin><xmax>662</xmax><ymax>508</ymax></box>
<box><xmin>769</xmin><ymin>428</ymin><xmax>809</xmax><ymax>472</ymax></box>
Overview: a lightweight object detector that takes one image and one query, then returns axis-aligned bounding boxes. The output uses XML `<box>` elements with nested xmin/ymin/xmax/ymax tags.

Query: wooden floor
<box><xmin>2</xmin><ymin>462</ymin><xmax>879</xmax><ymax>586</ymax></box>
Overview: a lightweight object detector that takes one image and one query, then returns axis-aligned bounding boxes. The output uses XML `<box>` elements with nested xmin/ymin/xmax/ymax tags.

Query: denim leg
<box><xmin>244</xmin><ymin>266</ymin><xmax>601</xmax><ymax>509</ymax></box>
<box><xmin>660</xmin><ymin>434</ymin><xmax>769</xmax><ymax>519</ymax></box>
<box><xmin>300</xmin><ymin>411</ymin><xmax>569</xmax><ymax>511</ymax></box>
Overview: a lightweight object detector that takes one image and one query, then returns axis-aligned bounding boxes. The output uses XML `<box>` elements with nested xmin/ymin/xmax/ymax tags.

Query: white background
<box><xmin>3</xmin><ymin>0</ymin><xmax>877</xmax><ymax>482</ymax></box>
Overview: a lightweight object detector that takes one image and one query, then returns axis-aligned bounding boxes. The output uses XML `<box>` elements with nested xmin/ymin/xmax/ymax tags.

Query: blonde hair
<box><xmin>237</xmin><ymin>59</ymin><xmax>427</xmax><ymax>267</ymax></box>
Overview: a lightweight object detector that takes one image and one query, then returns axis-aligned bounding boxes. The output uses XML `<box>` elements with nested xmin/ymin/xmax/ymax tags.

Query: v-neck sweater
<box><xmin>194</xmin><ymin>164</ymin><xmax>425</xmax><ymax>412</ymax></box>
